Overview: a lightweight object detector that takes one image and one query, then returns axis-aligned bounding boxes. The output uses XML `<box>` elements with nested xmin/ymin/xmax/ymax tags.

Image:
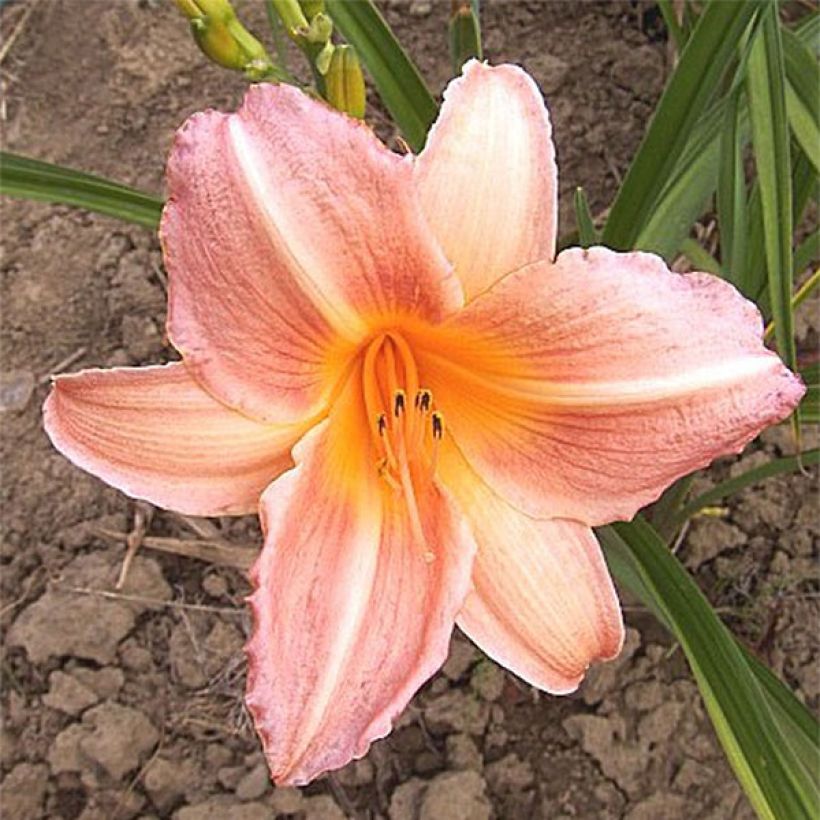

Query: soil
<box><xmin>0</xmin><ymin>1</ymin><xmax>817</xmax><ymax>819</ymax></box>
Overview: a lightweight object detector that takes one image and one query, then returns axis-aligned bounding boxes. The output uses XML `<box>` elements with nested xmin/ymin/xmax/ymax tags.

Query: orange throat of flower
<box><xmin>357</xmin><ymin>331</ymin><xmax>444</xmax><ymax>559</ymax></box>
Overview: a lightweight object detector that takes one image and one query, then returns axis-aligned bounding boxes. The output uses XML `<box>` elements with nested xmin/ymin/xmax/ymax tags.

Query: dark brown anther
<box><xmin>394</xmin><ymin>390</ymin><xmax>406</xmax><ymax>417</ymax></box>
<box><xmin>377</xmin><ymin>413</ymin><xmax>387</xmax><ymax>436</ymax></box>
<box><xmin>416</xmin><ymin>389</ymin><xmax>432</xmax><ymax>413</ymax></box>
<box><xmin>431</xmin><ymin>412</ymin><xmax>444</xmax><ymax>439</ymax></box>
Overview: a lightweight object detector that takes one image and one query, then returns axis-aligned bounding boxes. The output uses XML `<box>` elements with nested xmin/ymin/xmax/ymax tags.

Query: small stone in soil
<box><xmin>144</xmin><ymin>755</ymin><xmax>199</xmax><ymax>814</ymax></box>
<box><xmin>0</xmin><ymin>370</ymin><xmax>35</xmax><ymax>413</ymax></box>
<box><xmin>389</xmin><ymin>778</ymin><xmax>427</xmax><ymax>820</ymax></box>
<box><xmin>336</xmin><ymin>757</ymin><xmax>375</xmax><ymax>786</ymax></box>
<box><xmin>442</xmin><ymin>636</ymin><xmax>479</xmax><ymax>681</ymax></box>
<box><xmin>79</xmin><ymin>702</ymin><xmax>159</xmax><ymax>780</ymax></box>
<box><xmin>174</xmin><ymin>796</ymin><xmax>273</xmax><ymax>819</ymax></box>
<box><xmin>446</xmin><ymin>733</ymin><xmax>483</xmax><ymax>771</ymax></box>
<box><xmin>43</xmin><ymin>670</ymin><xmax>100</xmax><ymax>715</ymax></box>
<box><xmin>424</xmin><ymin>690</ymin><xmax>490</xmax><ymax>736</ymax></box>
<box><xmin>303</xmin><ymin>794</ymin><xmax>346</xmax><ymax>819</ymax></box>
<box><xmin>202</xmin><ymin>572</ymin><xmax>229</xmax><ymax>598</ymax></box>
<box><xmin>9</xmin><ymin>590</ymin><xmax>135</xmax><ymax>664</ymax></box>
<box><xmin>485</xmin><ymin>752</ymin><xmax>535</xmax><ymax>794</ymax></box>
<box><xmin>0</xmin><ymin>762</ymin><xmax>49</xmax><ymax>820</ymax></box>
<box><xmin>234</xmin><ymin>763</ymin><xmax>270</xmax><ymax>801</ymax></box>
<box><xmin>420</xmin><ymin>770</ymin><xmax>491</xmax><ymax>820</ymax></box>
<box><xmin>470</xmin><ymin>661</ymin><xmax>506</xmax><ymax>702</ymax></box>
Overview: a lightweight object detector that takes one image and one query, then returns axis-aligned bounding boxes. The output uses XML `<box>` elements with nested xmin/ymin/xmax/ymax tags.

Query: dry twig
<box><xmin>95</xmin><ymin>527</ymin><xmax>257</xmax><ymax>570</ymax></box>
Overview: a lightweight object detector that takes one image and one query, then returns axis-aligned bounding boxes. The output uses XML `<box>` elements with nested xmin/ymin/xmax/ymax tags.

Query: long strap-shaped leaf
<box><xmin>747</xmin><ymin>7</ymin><xmax>796</xmax><ymax>375</ymax></box>
<box><xmin>783</xmin><ymin>27</ymin><xmax>820</xmax><ymax>175</ymax></box>
<box><xmin>0</xmin><ymin>152</ymin><xmax>163</xmax><ymax>228</ymax></box>
<box><xmin>326</xmin><ymin>0</ymin><xmax>437</xmax><ymax>152</ymax></box>
<box><xmin>602</xmin><ymin>0</ymin><xmax>762</xmax><ymax>250</ymax></box>
<box><xmin>599</xmin><ymin>518</ymin><xmax>820</xmax><ymax>820</ymax></box>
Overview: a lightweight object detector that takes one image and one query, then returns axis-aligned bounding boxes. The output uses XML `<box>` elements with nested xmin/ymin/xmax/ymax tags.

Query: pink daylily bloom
<box><xmin>44</xmin><ymin>61</ymin><xmax>804</xmax><ymax>785</ymax></box>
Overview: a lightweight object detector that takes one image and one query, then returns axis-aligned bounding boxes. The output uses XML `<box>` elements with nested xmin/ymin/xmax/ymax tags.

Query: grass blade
<box><xmin>573</xmin><ymin>187</ymin><xmax>598</xmax><ymax>248</ymax></box>
<box><xmin>743</xmin><ymin>147</ymin><xmax>816</xmax><ymax>312</ymax></box>
<box><xmin>764</xmin><ymin>267</ymin><xmax>820</xmax><ymax>342</ymax></box>
<box><xmin>793</xmin><ymin>230</ymin><xmax>819</xmax><ymax>278</ymax></box>
<box><xmin>717</xmin><ymin>89</ymin><xmax>748</xmax><ymax>274</ymax></box>
<box><xmin>602</xmin><ymin>0</ymin><xmax>761</xmax><ymax>250</ymax></box>
<box><xmin>671</xmin><ymin>448</ymin><xmax>819</xmax><ymax>525</ymax></box>
<box><xmin>798</xmin><ymin>361</ymin><xmax>819</xmax><ymax>425</ymax></box>
<box><xmin>0</xmin><ymin>152</ymin><xmax>162</xmax><ymax>228</ymax></box>
<box><xmin>657</xmin><ymin>0</ymin><xmax>686</xmax><ymax>51</ymax></box>
<box><xmin>635</xmin><ymin>98</ymin><xmax>726</xmax><ymax>259</ymax></box>
<box><xmin>680</xmin><ymin>238</ymin><xmax>721</xmax><ymax>275</ymax></box>
<box><xmin>746</xmin><ymin>7</ymin><xmax>796</xmax><ymax>376</ymax></box>
<box><xmin>326</xmin><ymin>0</ymin><xmax>437</xmax><ymax>151</ymax></box>
<box><xmin>599</xmin><ymin>518</ymin><xmax>820</xmax><ymax>820</ymax></box>
<box><xmin>449</xmin><ymin>1</ymin><xmax>482</xmax><ymax>74</ymax></box>
<box><xmin>783</xmin><ymin>27</ymin><xmax>820</xmax><ymax>175</ymax></box>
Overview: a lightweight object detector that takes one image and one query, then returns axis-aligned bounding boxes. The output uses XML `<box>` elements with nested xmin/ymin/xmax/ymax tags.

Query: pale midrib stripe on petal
<box><xmin>226</xmin><ymin>119</ymin><xmax>365</xmax><ymax>339</ymax></box>
<box><xmin>284</xmin><ymin>507</ymin><xmax>382</xmax><ymax>777</ymax></box>
<box><xmin>510</xmin><ymin>355</ymin><xmax>781</xmax><ymax>405</ymax></box>
<box><xmin>428</xmin><ymin>350</ymin><xmax>781</xmax><ymax>407</ymax></box>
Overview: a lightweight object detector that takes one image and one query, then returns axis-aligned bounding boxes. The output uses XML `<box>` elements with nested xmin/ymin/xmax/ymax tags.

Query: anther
<box><xmin>415</xmin><ymin>389</ymin><xmax>432</xmax><ymax>413</ymax></box>
<box><xmin>393</xmin><ymin>390</ymin><xmax>406</xmax><ymax>417</ymax></box>
<box><xmin>431</xmin><ymin>412</ymin><xmax>444</xmax><ymax>440</ymax></box>
<box><xmin>377</xmin><ymin>413</ymin><xmax>387</xmax><ymax>437</ymax></box>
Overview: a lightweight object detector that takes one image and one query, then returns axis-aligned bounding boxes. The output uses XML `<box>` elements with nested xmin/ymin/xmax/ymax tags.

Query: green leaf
<box><xmin>326</xmin><ymin>0</ymin><xmax>437</xmax><ymax>152</ymax></box>
<box><xmin>636</xmin><ymin>18</ymin><xmax>816</xmax><ymax>264</ymax></box>
<box><xmin>717</xmin><ymin>89</ymin><xmax>748</xmax><ymax>274</ymax></box>
<box><xmin>449</xmin><ymin>1</ymin><xmax>482</xmax><ymax>74</ymax></box>
<box><xmin>743</xmin><ymin>146</ymin><xmax>816</xmax><ymax>312</ymax></box>
<box><xmin>599</xmin><ymin>518</ymin><xmax>820</xmax><ymax>820</ymax></box>
<box><xmin>635</xmin><ymin>97</ymin><xmax>726</xmax><ymax>259</ymax></box>
<box><xmin>679</xmin><ymin>237</ymin><xmax>721</xmax><ymax>274</ymax></box>
<box><xmin>793</xmin><ymin>10</ymin><xmax>820</xmax><ymax>55</ymax></box>
<box><xmin>671</xmin><ymin>448</ymin><xmax>819</xmax><ymax>525</ymax></box>
<box><xmin>793</xmin><ymin>230</ymin><xmax>819</xmax><ymax>277</ymax></box>
<box><xmin>764</xmin><ymin>267</ymin><xmax>820</xmax><ymax>342</ymax></box>
<box><xmin>746</xmin><ymin>8</ymin><xmax>796</xmax><ymax>376</ymax></box>
<box><xmin>657</xmin><ymin>0</ymin><xmax>687</xmax><ymax>51</ymax></box>
<box><xmin>602</xmin><ymin>0</ymin><xmax>762</xmax><ymax>250</ymax></box>
<box><xmin>0</xmin><ymin>152</ymin><xmax>162</xmax><ymax>229</ymax></box>
<box><xmin>573</xmin><ymin>187</ymin><xmax>598</xmax><ymax>248</ymax></box>
<box><xmin>798</xmin><ymin>361</ymin><xmax>819</xmax><ymax>425</ymax></box>
<box><xmin>783</xmin><ymin>27</ymin><xmax>820</xmax><ymax>175</ymax></box>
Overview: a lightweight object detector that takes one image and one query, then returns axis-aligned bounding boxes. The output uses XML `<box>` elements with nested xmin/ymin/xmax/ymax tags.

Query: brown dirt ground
<box><xmin>1</xmin><ymin>1</ymin><xmax>817</xmax><ymax>819</ymax></box>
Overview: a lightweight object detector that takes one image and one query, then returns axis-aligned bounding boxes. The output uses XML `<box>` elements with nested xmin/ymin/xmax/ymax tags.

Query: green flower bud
<box><xmin>175</xmin><ymin>0</ymin><xmax>272</xmax><ymax>76</ymax></box>
<box><xmin>325</xmin><ymin>44</ymin><xmax>366</xmax><ymax>119</ymax></box>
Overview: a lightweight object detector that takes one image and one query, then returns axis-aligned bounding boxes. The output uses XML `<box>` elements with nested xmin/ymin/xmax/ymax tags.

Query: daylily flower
<box><xmin>44</xmin><ymin>61</ymin><xmax>804</xmax><ymax>785</ymax></box>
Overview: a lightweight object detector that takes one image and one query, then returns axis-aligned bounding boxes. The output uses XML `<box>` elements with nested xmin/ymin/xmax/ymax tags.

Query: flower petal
<box><xmin>414</xmin><ymin>60</ymin><xmax>558</xmax><ymax>302</ymax></box>
<box><xmin>163</xmin><ymin>84</ymin><xmax>462</xmax><ymax>423</ymax></box>
<box><xmin>245</xmin><ymin>393</ymin><xmax>477</xmax><ymax>785</ymax></box>
<box><xmin>441</xmin><ymin>451</ymin><xmax>623</xmax><ymax>693</ymax></box>
<box><xmin>43</xmin><ymin>362</ymin><xmax>302</xmax><ymax>515</ymax></box>
<box><xmin>421</xmin><ymin>247</ymin><xmax>805</xmax><ymax>525</ymax></box>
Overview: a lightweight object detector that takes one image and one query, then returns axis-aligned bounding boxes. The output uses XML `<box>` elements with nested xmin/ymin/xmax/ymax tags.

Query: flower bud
<box><xmin>175</xmin><ymin>0</ymin><xmax>272</xmax><ymax>77</ymax></box>
<box><xmin>303</xmin><ymin>12</ymin><xmax>333</xmax><ymax>45</ymax></box>
<box><xmin>325</xmin><ymin>44</ymin><xmax>366</xmax><ymax>119</ymax></box>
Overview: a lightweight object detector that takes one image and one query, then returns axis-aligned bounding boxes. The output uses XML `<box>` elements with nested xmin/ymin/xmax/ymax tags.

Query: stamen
<box><xmin>393</xmin><ymin>390</ymin><xmax>406</xmax><ymax>418</ymax></box>
<box><xmin>415</xmin><ymin>389</ymin><xmax>432</xmax><ymax>413</ymax></box>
